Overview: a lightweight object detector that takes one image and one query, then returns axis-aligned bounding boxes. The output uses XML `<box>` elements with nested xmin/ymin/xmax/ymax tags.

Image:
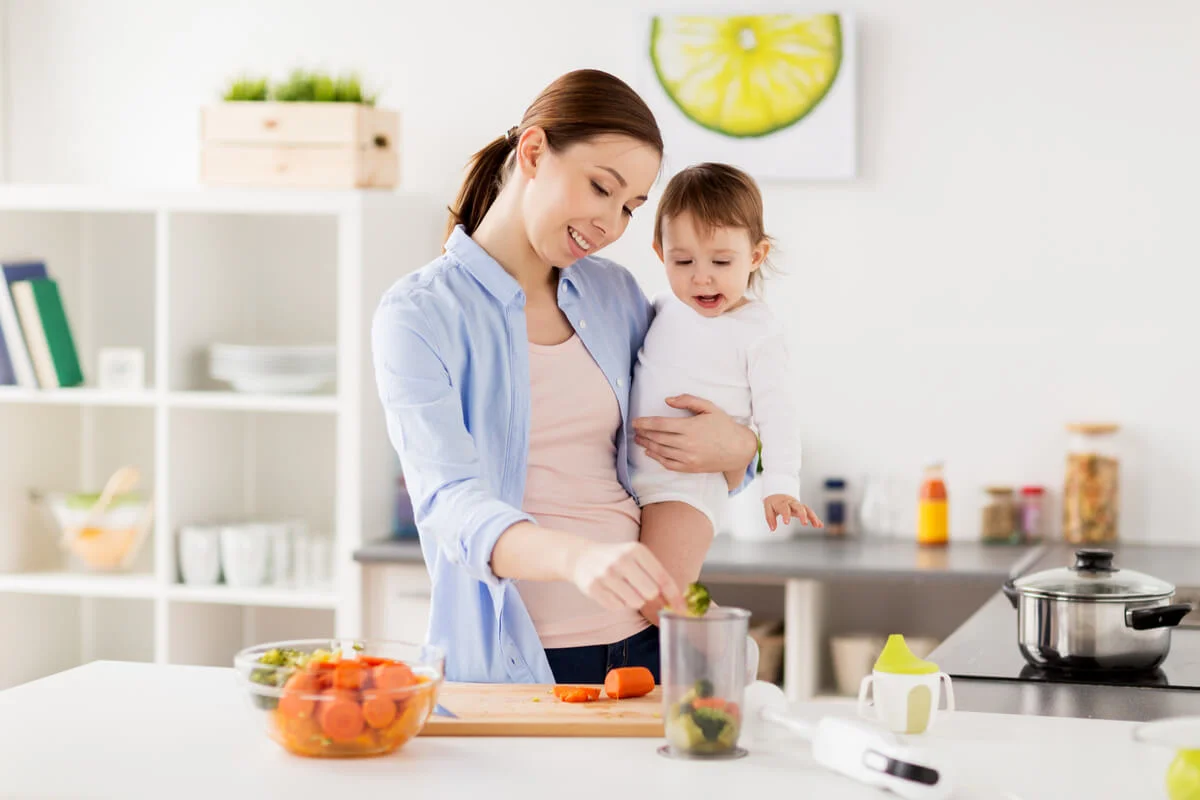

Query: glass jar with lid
<box><xmin>980</xmin><ymin>486</ymin><xmax>1019</xmax><ymax>544</ymax></box>
<box><xmin>823</xmin><ymin>477</ymin><xmax>848</xmax><ymax>536</ymax></box>
<box><xmin>1062</xmin><ymin>423</ymin><xmax>1120</xmax><ymax>544</ymax></box>
<box><xmin>1019</xmin><ymin>486</ymin><xmax>1046</xmax><ymax>543</ymax></box>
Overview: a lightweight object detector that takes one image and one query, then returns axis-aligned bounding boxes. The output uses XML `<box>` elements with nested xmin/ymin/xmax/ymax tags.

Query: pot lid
<box><xmin>1012</xmin><ymin>549</ymin><xmax>1175</xmax><ymax>600</ymax></box>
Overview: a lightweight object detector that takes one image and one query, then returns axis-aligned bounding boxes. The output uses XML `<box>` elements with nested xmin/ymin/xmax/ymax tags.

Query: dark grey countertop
<box><xmin>931</xmin><ymin>591</ymin><xmax>1200</xmax><ymax>722</ymax></box>
<box><xmin>353</xmin><ymin>535</ymin><xmax>1042</xmax><ymax>581</ymax></box>
<box><xmin>355</xmin><ymin>538</ymin><xmax>424</xmax><ymax>564</ymax></box>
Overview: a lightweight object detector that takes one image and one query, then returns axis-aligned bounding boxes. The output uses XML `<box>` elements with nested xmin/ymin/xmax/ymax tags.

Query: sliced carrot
<box><xmin>558</xmin><ymin>687</ymin><xmax>601</xmax><ymax>703</ymax></box>
<box><xmin>691</xmin><ymin>697</ymin><xmax>727</xmax><ymax>711</ymax></box>
<box><xmin>277</xmin><ymin>671</ymin><xmax>319</xmax><ymax>718</ymax></box>
<box><xmin>725</xmin><ymin>702</ymin><xmax>741</xmax><ymax>721</ymax></box>
<box><xmin>357</xmin><ymin>655</ymin><xmax>389</xmax><ymax>667</ymax></box>
<box><xmin>362</xmin><ymin>694</ymin><xmax>398</xmax><ymax>729</ymax></box>
<box><xmin>318</xmin><ymin>690</ymin><xmax>365</xmax><ymax>742</ymax></box>
<box><xmin>334</xmin><ymin>661</ymin><xmax>365</xmax><ymax>690</ymax></box>
<box><xmin>603</xmin><ymin>666</ymin><xmax>655</xmax><ymax>699</ymax></box>
<box><xmin>373</xmin><ymin>662</ymin><xmax>416</xmax><ymax>693</ymax></box>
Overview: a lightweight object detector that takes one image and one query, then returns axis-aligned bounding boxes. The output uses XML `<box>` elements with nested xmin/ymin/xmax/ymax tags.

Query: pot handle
<box><xmin>1002</xmin><ymin>579</ymin><xmax>1020</xmax><ymax>609</ymax></box>
<box><xmin>1127</xmin><ymin>603</ymin><xmax>1193</xmax><ymax>631</ymax></box>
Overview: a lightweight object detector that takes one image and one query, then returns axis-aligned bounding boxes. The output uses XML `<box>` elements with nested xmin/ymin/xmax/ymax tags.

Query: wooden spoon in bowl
<box><xmin>61</xmin><ymin>465</ymin><xmax>141</xmax><ymax>548</ymax></box>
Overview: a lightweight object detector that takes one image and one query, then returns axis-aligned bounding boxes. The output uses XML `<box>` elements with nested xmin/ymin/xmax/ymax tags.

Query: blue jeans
<box><xmin>544</xmin><ymin>625</ymin><xmax>660</xmax><ymax>685</ymax></box>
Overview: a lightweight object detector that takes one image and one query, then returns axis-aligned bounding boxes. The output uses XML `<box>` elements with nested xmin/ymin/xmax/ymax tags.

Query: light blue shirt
<box><xmin>371</xmin><ymin>225</ymin><xmax>753</xmax><ymax>683</ymax></box>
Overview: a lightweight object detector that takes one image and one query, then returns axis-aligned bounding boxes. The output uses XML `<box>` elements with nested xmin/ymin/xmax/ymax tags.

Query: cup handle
<box><xmin>938</xmin><ymin>672</ymin><xmax>955</xmax><ymax>712</ymax></box>
<box><xmin>856</xmin><ymin>675</ymin><xmax>875</xmax><ymax>718</ymax></box>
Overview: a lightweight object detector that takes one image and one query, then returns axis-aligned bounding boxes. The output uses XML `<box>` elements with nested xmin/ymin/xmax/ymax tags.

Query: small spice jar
<box><xmin>823</xmin><ymin>478</ymin><xmax>848</xmax><ymax>536</ymax></box>
<box><xmin>981</xmin><ymin>486</ymin><xmax>1019</xmax><ymax>544</ymax></box>
<box><xmin>1019</xmin><ymin>486</ymin><xmax>1045</xmax><ymax>543</ymax></box>
<box><xmin>1063</xmin><ymin>423</ymin><xmax>1120</xmax><ymax>543</ymax></box>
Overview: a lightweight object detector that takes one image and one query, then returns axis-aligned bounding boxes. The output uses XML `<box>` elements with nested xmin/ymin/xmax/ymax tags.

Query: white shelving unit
<box><xmin>0</xmin><ymin>184</ymin><xmax>443</xmax><ymax>689</ymax></box>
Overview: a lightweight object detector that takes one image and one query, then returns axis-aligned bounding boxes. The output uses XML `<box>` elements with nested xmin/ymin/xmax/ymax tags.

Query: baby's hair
<box><xmin>653</xmin><ymin>162</ymin><xmax>775</xmax><ymax>292</ymax></box>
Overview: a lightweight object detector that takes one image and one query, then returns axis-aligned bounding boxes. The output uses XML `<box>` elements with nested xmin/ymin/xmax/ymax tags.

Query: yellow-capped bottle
<box><xmin>917</xmin><ymin>463</ymin><xmax>949</xmax><ymax>547</ymax></box>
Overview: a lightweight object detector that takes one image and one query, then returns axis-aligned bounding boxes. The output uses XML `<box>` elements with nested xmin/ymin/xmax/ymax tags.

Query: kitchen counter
<box><xmin>354</xmin><ymin>535</ymin><xmax>1043</xmax><ymax>581</ymax></box>
<box><xmin>0</xmin><ymin>660</ymin><xmax>1163</xmax><ymax>799</ymax></box>
<box><xmin>932</xmin><ymin>592</ymin><xmax>1200</xmax><ymax>722</ymax></box>
<box><xmin>355</xmin><ymin>537</ymin><xmax>1043</xmax><ymax>702</ymax></box>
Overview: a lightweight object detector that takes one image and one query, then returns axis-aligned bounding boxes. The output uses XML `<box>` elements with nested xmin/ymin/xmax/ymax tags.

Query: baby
<box><xmin>630</xmin><ymin>163</ymin><xmax>822</xmax><ymax>621</ymax></box>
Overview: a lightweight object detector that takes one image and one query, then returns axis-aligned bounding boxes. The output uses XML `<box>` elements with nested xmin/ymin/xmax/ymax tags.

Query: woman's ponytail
<box><xmin>446</xmin><ymin>128</ymin><xmax>518</xmax><ymax>240</ymax></box>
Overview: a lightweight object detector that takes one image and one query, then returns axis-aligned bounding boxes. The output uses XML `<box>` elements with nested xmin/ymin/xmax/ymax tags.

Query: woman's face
<box><xmin>516</xmin><ymin>131</ymin><xmax>661</xmax><ymax>267</ymax></box>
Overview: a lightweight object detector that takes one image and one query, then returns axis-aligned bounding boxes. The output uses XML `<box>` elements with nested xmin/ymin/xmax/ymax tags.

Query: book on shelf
<box><xmin>11</xmin><ymin>278</ymin><xmax>84</xmax><ymax>389</ymax></box>
<box><xmin>0</xmin><ymin>261</ymin><xmax>47</xmax><ymax>388</ymax></box>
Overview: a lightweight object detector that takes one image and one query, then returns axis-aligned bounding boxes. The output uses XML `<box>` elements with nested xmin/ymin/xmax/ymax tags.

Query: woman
<box><xmin>371</xmin><ymin>69</ymin><xmax>759</xmax><ymax>684</ymax></box>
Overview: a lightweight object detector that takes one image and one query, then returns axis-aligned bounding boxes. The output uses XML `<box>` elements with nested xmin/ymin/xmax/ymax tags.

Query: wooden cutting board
<box><xmin>421</xmin><ymin>683</ymin><xmax>665</xmax><ymax>737</ymax></box>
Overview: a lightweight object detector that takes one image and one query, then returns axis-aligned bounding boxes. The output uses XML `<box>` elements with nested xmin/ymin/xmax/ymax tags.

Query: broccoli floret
<box><xmin>258</xmin><ymin>648</ymin><xmax>286</xmax><ymax>666</ymax></box>
<box><xmin>694</xmin><ymin>679</ymin><xmax>714</xmax><ymax>698</ymax></box>
<box><xmin>685</xmin><ymin>582</ymin><xmax>711</xmax><ymax>617</ymax></box>
<box><xmin>691</xmin><ymin>706</ymin><xmax>731</xmax><ymax>742</ymax></box>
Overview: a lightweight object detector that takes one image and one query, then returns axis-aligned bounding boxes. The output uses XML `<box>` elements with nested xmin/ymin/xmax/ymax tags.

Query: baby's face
<box><xmin>656</xmin><ymin>212</ymin><xmax>765</xmax><ymax>318</ymax></box>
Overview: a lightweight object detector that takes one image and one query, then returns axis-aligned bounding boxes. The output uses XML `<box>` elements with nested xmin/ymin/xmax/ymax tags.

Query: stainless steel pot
<box><xmin>1002</xmin><ymin>548</ymin><xmax>1192</xmax><ymax>672</ymax></box>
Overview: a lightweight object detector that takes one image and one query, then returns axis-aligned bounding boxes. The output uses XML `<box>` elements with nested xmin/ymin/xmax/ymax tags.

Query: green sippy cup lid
<box><xmin>873</xmin><ymin>634</ymin><xmax>939</xmax><ymax>675</ymax></box>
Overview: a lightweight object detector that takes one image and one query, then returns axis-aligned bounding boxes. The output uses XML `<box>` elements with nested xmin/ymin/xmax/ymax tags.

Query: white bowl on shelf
<box><xmin>208</xmin><ymin>343</ymin><xmax>336</xmax><ymax>395</ymax></box>
<box><xmin>220</xmin><ymin>374</ymin><xmax>334</xmax><ymax>394</ymax></box>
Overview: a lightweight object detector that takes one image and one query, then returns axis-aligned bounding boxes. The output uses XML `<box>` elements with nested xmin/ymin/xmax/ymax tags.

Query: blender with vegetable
<box><xmin>660</xmin><ymin>590</ymin><xmax>749</xmax><ymax>759</ymax></box>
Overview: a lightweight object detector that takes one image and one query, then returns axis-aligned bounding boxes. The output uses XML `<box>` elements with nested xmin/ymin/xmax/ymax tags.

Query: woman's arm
<box><xmin>632</xmin><ymin>394</ymin><xmax>759</xmax><ymax>489</ymax></box>
<box><xmin>491</xmin><ymin>522</ymin><xmax>685</xmax><ymax>611</ymax></box>
<box><xmin>373</xmin><ymin>295</ymin><xmax>532</xmax><ymax>588</ymax></box>
<box><xmin>373</xmin><ymin>292</ymin><xmax>683</xmax><ymax>610</ymax></box>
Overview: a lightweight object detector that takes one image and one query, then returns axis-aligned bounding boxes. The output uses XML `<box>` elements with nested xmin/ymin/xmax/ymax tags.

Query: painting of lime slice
<box><xmin>650</xmin><ymin>14</ymin><xmax>843</xmax><ymax>139</ymax></box>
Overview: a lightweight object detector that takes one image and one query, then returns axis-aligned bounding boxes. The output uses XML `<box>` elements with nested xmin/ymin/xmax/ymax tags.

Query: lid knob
<box><xmin>1073</xmin><ymin>549</ymin><xmax>1116</xmax><ymax>573</ymax></box>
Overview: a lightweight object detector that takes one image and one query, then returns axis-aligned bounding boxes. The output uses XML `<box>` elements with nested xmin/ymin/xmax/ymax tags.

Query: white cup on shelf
<box><xmin>292</xmin><ymin>529</ymin><xmax>312</xmax><ymax>587</ymax></box>
<box><xmin>309</xmin><ymin>533</ymin><xmax>333</xmax><ymax>588</ymax></box>
<box><xmin>263</xmin><ymin>522</ymin><xmax>291</xmax><ymax>586</ymax></box>
<box><xmin>220</xmin><ymin>524</ymin><xmax>269</xmax><ymax>587</ymax></box>
<box><xmin>178</xmin><ymin>525</ymin><xmax>222</xmax><ymax>585</ymax></box>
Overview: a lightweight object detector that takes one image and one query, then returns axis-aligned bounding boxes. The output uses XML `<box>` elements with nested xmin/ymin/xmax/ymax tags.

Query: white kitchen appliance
<box><xmin>742</xmin><ymin>681</ymin><xmax>953</xmax><ymax>800</ymax></box>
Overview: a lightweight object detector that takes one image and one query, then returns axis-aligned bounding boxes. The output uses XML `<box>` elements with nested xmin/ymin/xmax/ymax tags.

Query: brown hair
<box><xmin>653</xmin><ymin>163</ymin><xmax>775</xmax><ymax>291</ymax></box>
<box><xmin>446</xmin><ymin>69</ymin><xmax>664</xmax><ymax>241</ymax></box>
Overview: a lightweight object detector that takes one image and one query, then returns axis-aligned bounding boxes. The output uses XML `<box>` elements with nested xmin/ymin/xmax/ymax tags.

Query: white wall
<box><xmin>4</xmin><ymin>0</ymin><xmax>1199</xmax><ymax>543</ymax></box>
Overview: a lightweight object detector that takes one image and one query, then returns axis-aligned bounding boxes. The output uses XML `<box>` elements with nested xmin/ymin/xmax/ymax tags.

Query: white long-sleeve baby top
<box><xmin>629</xmin><ymin>293</ymin><xmax>802</xmax><ymax>501</ymax></box>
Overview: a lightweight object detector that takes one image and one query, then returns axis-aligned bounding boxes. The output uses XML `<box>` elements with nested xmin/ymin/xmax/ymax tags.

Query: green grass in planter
<box><xmin>271</xmin><ymin>69</ymin><xmax>377</xmax><ymax>105</ymax></box>
<box><xmin>223</xmin><ymin>75</ymin><xmax>269</xmax><ymax>102</ymax></box>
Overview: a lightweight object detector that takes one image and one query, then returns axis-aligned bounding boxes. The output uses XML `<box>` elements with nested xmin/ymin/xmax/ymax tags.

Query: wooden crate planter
<box><xmin>200</xmin><ymin>102</ymin><xmax>399</xmax><ymax>189</ymax></box>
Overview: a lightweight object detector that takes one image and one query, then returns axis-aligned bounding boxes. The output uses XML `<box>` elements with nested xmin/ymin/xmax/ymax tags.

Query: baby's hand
<box><xmin>763</xmin><ymin>495</ymin><xmax>825</xmax><ymax>532</ymax></box>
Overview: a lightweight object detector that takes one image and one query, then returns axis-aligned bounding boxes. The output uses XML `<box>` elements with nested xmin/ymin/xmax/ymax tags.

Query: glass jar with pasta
<box><xmin>1062</xmin><ymin>423</ymin><xmax>1120</xmax><ymax>543</ymax></box>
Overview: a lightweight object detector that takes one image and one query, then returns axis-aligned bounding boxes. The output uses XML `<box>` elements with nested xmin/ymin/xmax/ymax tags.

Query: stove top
<box><xmin>937</xmin><ymin>622</ymin><xmax>1200</xmax><ymax>691</ymax></box>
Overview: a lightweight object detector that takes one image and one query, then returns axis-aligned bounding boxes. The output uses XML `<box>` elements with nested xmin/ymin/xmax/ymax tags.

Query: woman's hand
<box><xmin>566</xmin><ymin>540</ymin><xmax>686</xmax><ymax>612</ymax></box>
<box><xmin>633</xmin><ymin>394</ymin><xmax>758</xmax><ymax>481</ymax></box>
<box><xmin>763</xmin><ymin>495</ymin><xmax>824</xmax><ymax>532</ymax></box>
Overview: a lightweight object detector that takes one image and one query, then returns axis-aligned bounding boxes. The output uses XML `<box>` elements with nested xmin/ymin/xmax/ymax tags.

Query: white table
<box><xmin>0</xmin><ymin>661</ymin><xmax>1168</xmax><ymax>799</ymax></box>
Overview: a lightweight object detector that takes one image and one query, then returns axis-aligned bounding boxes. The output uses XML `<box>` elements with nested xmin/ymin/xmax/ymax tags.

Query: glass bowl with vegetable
<box><xmin>660</xmin><ymin>584</ymin><xmax>750</xmax><ymax>760</ymax></box>
<box><xmin>234</xmin><ymin>638</ymin><xmax>444</xmax><ymax>758</ymax></box>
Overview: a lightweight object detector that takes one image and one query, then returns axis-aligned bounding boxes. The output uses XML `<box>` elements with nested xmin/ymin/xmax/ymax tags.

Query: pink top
<box><xmin>516</xmin><ymin>334</ymin><xmax>649</xmax><ymax>649</ymax></box>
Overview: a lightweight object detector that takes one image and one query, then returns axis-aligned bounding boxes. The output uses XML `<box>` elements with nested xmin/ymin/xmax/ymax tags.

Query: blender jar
<box><xmin>660</xmin><ymin>607</ymin><xmax>751</xmax><ymax>760</ymax></box>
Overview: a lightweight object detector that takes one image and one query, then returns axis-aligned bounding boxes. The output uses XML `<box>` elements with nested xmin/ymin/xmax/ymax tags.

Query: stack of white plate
<box><xmin>209</xmin><ymin>344</ymin><xmax>336</xmax><ymax>394</ymax></box>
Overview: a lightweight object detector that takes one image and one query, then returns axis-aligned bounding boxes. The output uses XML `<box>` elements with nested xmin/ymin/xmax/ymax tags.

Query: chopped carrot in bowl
<box><xmin>236</xmin><ymin>639</ymin><xmax>443</xmax><ymax>758</ymax></box>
